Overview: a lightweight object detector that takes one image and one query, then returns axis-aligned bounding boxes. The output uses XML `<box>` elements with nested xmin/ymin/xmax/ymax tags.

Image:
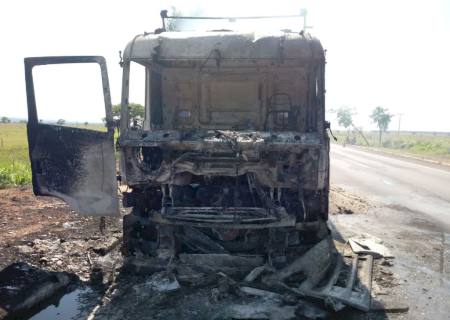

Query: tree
<box><xmin>1</xmin><ymin>117</ymin><xmax>11</xmax><ymax>123</ymax></box>
<box><xmin>56</xmin><ymin>119</ymin><xmax>66</xmax><ymax>125</ymax></box>
<box><xmin>330</xmin><ymin>106</ymin><xmax>370</xmax><ymax>146</ymax></box>
<box><xmin>106</xmin><ymin>103</ymin><xmax>144</xmax><ymax>129</ymax></box>
<box><xmin>335</xmin><ymin>106</ymin><xmax>354</xmax><ymax>129</ymax></box>
<box><xmin>84</xmin><ymin>121</ymin><xmax>89</xmax><ymax>126</ymax></box>
<box><xmin>370</xmin><ymin>106</ymin><xmax>393</xmax><ymax>144</ymax></box>
<box><xmin>335</xmin><ymin>106</ymin><xmax>355</xmax><ymax>145</ymax></box>
<box><xmin>112</xmin><ymin>103</ymin><xmax>144</xmax><ymax>120</ymax></box>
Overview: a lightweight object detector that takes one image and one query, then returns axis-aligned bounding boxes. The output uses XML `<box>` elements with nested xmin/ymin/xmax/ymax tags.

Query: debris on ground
<box><xmin>179</xmin><ymin>253</ymin><xmax>265</xmax><ymax>278</ymax></box>
<box><xmin>349</xmin><ymin>236</ymin><xmax>394</xmax><ymax>258</ymax></box>
<box><xmin>214</xmin><ymin>290</ymin><xmax>329</xmax><ymax>320</ymax></box>
<box><xmin>12</xmin><ymin>234</ymin><xmax>123</xmax><ymax>282</ymax></box>
<box><xmin>87</xmin><ymin>235</ymin><xmax>386</xmax><ymax>319</ymax></box>
<box><xmin>345</xmin><ymin>235</ymin><xmax>408</xmax><ymax>313</ymax></box>
<box><xmin>0</xmin><ymin>262</ymin><xmax>72</xmax><ymax>319</ymax></box>
<box><xmin>123</xmin><ymin>256</ymin><xmax>170</xmax><ymax>276</ymax></box>
<box><xmin>262</xmin><ymin>238</ymin><xmax>333</xmax><ymax>290</ymax></box>
<box><xmin>244</xmin><ymin>265</ymin><xmax>269</xmax><ymax>282</ymax></box>
<box><xmin>0</xmin><ymin>186</ymin><xmax>412</xmax><ymax>319</ymax></box>
<box><xmin>371</xmin><ymin>298</ymin><xmax>410</xmax><ymax>313</ymax></box>
<box><xmin>214</xmin><ymin>301</ymin><xmax>297</xmax><ymax>320</ymax></box>
<box><xmin>139</xmin><ymin>272</ymin><xmax>180</xmax><ymax>293</ymax></box>
<box><xmin>0</xmin><ymin>187</ymin><xmax>124</xmax><ymax>281</ymax></box>
<box><xmin>295</xmin><ymin>300</ymin><xmax>330</xmax><ymax>319</ymax></box>
<box><xmin>372</xmin><ymin>262</ymin><xmax>400</xmax><ymax>289</ymax></box>
<box><xmin>175</xmin><ymin>263</ymin><xmax>221</xmax><ymax>287</ymax></box>
<box><xmin>239</xmin><ymin>286</ymin><xmax>282</xmax><ymax>300</ymax></box>
<box><xmin>381</xmin><ymin>258</ymin><xmax>394</xmax><ymax>267</ymax></box>
<box><xmin>306</xmin><ymin>254</ymin><xmax>373</xmax><ymax>312</ymax></box>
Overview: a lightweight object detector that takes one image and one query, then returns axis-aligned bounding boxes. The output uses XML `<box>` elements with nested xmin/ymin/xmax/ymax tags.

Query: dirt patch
<box><xmin>0</xmin><ymin>186</ymin><xmax>123</xmax><ymax>281</ymax></box>
<box><xmin>330</xmin><ymin>186</ymin><xmax>371</xmax><ymax>215</ymax></box>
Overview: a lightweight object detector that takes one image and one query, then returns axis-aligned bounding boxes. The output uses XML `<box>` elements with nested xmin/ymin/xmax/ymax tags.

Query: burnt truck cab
<box><xmin>25</xmin><ymin>29</ymin><xmax>329</xmax><ymax>260</ymax></box>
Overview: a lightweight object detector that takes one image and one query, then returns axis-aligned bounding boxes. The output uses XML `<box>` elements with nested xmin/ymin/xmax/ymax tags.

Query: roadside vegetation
<box><xmin>330</xmin><ymin>106</ymin><xmax>450</xmax><ymax>163</ymax></box>
<box><xmin>0</xmin><ymin>123</ymin><xmax>31</xmax><ymax>188</ymax></box>
<box><xmin>332</xmin><ymin>130</ymin><xmax>450</xmax><ymax>163</ymax></box>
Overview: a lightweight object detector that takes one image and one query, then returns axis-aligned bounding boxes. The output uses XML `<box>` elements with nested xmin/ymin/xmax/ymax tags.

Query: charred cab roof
<box><xmin>123</xmin><ymin>31</ymin><xmax>324</xmax><ymax>64</ymax></box>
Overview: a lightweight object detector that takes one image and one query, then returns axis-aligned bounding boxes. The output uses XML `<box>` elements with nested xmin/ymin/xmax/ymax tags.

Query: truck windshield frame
<box><xmin>120</xmin><ymin>62</ymin><xmax>325</xmax><ymax>133</ymax></box>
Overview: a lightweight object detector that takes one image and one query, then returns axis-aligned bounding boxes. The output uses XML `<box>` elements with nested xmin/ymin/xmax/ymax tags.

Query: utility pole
<box><xmin>396</xmin><ymin>113</ymin><xmax>404</xmax><ymax>136</ymax></box>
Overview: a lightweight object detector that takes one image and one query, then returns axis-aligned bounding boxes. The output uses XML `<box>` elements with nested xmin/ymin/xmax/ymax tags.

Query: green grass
<box><xmin>332</xmin><ymin>130</ymin><xmax>450</xmax><ymax>163</ymax></box>
<box><xmin>0</xmin><ymin>123</ymin><xmax>106</xmax><ymax>188</ymax></box>
<box><xmin>0</xmin><ymin>123</ymin><xmax>30</xmax><ymax>187</ymax></box>
<box><xmin>0</xmin><ymin>123</ymin><xmax>29</xmax><ymax>166</ymax></box>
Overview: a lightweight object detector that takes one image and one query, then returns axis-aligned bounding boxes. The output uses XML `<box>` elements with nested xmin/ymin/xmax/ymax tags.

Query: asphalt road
<box><xmin>330</xmin><ymin>145</ymin><xmax>450</xmax><ymax>319</ymax></box>
<box><xmin>330</xmin><ymin>145</ymin><xmax>450</xmax><ymax>232</ymax></box>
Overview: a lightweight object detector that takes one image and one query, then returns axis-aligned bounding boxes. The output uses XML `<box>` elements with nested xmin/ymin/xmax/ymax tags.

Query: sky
<box><xmin>0</xmin><ymin>0</ymin><xmax>449</xmax><ymax>132</ymax></box>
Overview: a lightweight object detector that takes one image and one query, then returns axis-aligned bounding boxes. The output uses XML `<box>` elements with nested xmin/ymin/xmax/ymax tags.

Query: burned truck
<box><xmin>25</xmin><ymin>18</ymin><xmax>329</xmax><ymax>264</ymax></box>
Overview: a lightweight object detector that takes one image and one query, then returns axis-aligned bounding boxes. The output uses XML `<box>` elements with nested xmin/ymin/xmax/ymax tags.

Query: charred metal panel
<box><xmin>123</xmin><ymin>31</ymin><xmax>324</xmax><ymax>63</ymax></box>
<box><xmin>28</xmin><ymin>125</ymin><xmax>118</xmax><ymax>215</ymax></box>
<box><xmin>150</xmin><ymin>70</ymin><xmax>163</xmax><ymax>127</ymax></box>
<box><xmin>25</xmin><ymin>56</ymin><xmax>118</xmax><ymax>216</ymax></box>
<box><xmin>119</xmin><ymin>130</ymin><xmax>323</xmax><ymax>188</ymax></box>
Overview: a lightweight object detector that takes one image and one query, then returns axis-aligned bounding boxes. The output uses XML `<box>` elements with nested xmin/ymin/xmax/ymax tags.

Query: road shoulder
<box><xmin>330</xmin><ymin>189</ymin><xmax>450</xmax><ymax>320</ymax></box>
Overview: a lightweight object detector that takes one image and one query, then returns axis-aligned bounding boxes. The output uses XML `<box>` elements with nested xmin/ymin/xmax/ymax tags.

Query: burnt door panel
<box><xmin>25</xmin><ymin>56</ymin><xmax>118</xmax><ymax>216</ymax></box>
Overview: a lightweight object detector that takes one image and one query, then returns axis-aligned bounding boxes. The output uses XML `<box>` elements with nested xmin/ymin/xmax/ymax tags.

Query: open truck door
<box><xmin>25</xmin><ymin>56</ymin><xmax>118</xmax><ymax>216</ymax></box>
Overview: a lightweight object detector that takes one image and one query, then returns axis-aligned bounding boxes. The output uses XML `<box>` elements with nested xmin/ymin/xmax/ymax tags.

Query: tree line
<box><xmin>0</xmin><ymin>104</ymin><xmax>144</xmax><ymax>127</ymax></box>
